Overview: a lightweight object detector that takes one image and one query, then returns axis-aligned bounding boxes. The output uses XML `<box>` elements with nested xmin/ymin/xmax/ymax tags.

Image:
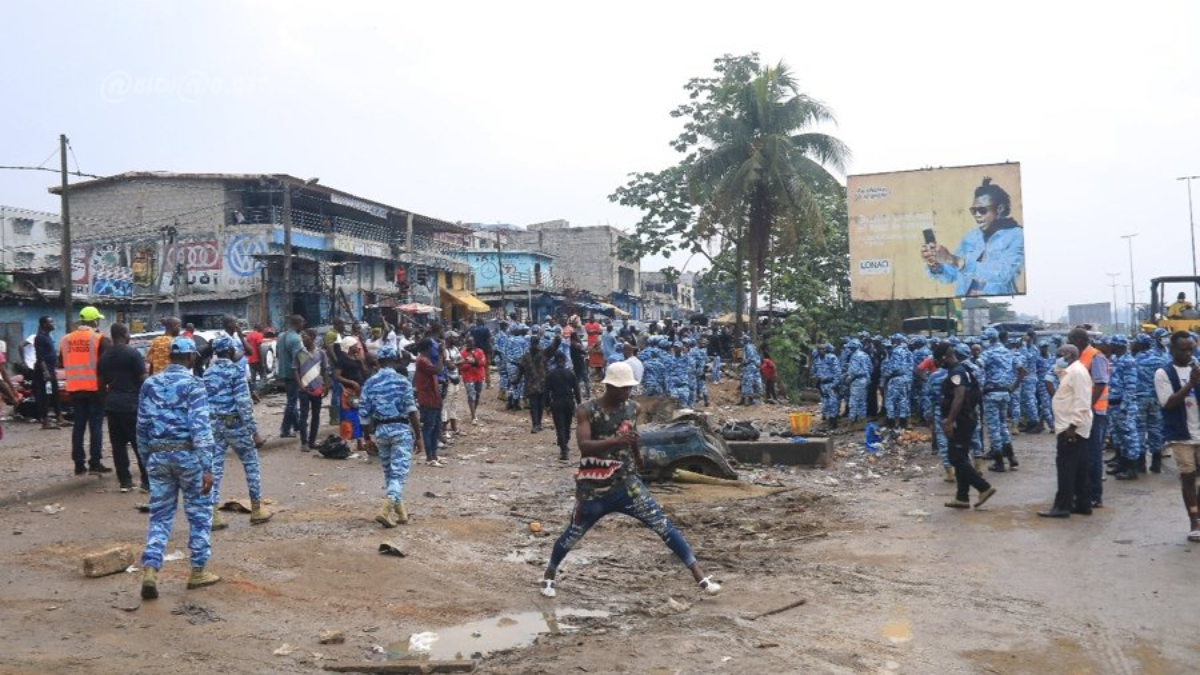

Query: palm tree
<box><xmin>688</xmin><ymin>62</ymin><xmax>849</xmax><ymax>338</ymax></box>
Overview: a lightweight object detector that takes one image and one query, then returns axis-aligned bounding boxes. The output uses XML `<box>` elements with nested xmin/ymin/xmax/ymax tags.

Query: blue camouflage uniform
<box><xmin>665</xmin><ymin>346</ymin><xmax>695</xmax><ymax>407</ymax></box>
<box><xmin>360</xmin><ymin>352</ymin><xmax>418</xmax><ymax>506</ymax></box>
<box><xmin>639</xmin><ymin>339</ymin><xmax>668</xmax><ymax>396</ymax></box>
<box><xmin>926</xmin><ymin>224</ymin><xmax>1024</xmax><ymax>295</ymax></box>
<box><xmin>846</xmin><ymin>341</ymin><xmax>872</xmax><ymax>422</ymax></box>
<box><xmin>687</xmin><ymin>342</ymin><xmax>709</xmax><ymax>405</ymax></box>
<box><xmin>504</xmin><ymin>333</ymin><xmax>529</xmax><ymax>403</ymax></box>
<box><xmin>740</xmin><ymin>338</ymin><xmax>764</xmax><ymax>402</ymax></box>
<box><xmin>961</xmin><ymin>346</ymin><xmax>987</xmax><ymax>458</ymax></box>
<box><xmin>138</xmin><ymin>339</ymin><xmax>217</xmax><ymax>571</ymax></box>
<box><xmin>1019</xmin><ymin>342</ymin><xmax>1040</xmax><ymax>425</ymax></box>
<box><xmin>909</xmin><ymin>338</ymin><xmax>931</xmax><ymax>418</ymax></box>
<box><xmin>203</xmin><ymin>343</ymin><xmax>262</xmax><ymax>509</ymax></box>
<box><xmin>1107</xmin><ymin>336</ymin><xmax>1141</xmax><ymax>462</ymax></box>
<box><xmin>495</xmin><ymin>329</ymin><xmax>510</xmax><ymax>393</ymax></box>
<box><xmin>925</xmin><ymin>367</ymin><xmax>950</xmax><ymax>467</ymax></box>
<box><xmin>980</xmin><ymin>331</ymin><xmax>1015</xmax><ymax>454</ymax></box>
<box><xmin>1134</xmin><ymin>336</ymin><xmax>1165</xmax><ymax>459</ymax></box>
<box><xmin>814</xmin><ymin>346</ymin><xmax>842</xmax><ymax>420</ymax></box>
<box><xmin>1035</xmin><ymin>345</ymin><xmax>1055</xmax><ymax>426</ymax></box>
<box><xmin>1006</xmin><ymin>340</ymin><xmax>1024</xmax><ymax>422</ymax></box>
<box><xmin>882</xmin><ymin>336</ymin><xmax>913</xmax><ymax>420</ymax></box>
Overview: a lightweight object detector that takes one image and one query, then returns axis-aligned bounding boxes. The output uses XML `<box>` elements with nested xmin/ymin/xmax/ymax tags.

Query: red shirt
<box><xmin>415</xmin><ymin>355</ymin><xmax>441</xmax><ymax>408</ymax></box>
<box><xmin>760</xmin><ymin>358</ymin><xmax>777</xmax><ymax>380</ymax></box>
<box><xmin>244</xmin><ymin>330</ymin><xmax>263</xmax><ymax>364</ymax></box>
<box><xmin>917</xmin><ymin>356</ymin><xmax>937</xmax><ymax>377</ymax></box>
<box><xmin>459</xmin><ymin>348</ymin><xmax>487</xmax><ymax>383</ymax></box>
<box><xmin>584</xmin><ymin>322</ymin><xmax>602</xmax><ymax>348</ymax></box>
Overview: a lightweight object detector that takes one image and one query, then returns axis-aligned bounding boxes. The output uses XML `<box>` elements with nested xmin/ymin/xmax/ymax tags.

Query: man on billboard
<box><xmin>921</xmin><ymin>178</ymin><xmax>1025</xmax><ymax>296</ymax></box>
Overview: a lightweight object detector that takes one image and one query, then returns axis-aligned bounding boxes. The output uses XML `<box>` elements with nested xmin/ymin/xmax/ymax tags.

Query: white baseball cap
<box><xmin>602</xmin><ymin>362</ymin><xmax>638</xmax><ymax>388</ymax></box>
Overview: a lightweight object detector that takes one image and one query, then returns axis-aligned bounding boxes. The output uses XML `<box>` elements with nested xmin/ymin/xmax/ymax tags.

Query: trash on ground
<box><xmin>162</xmin><ymin>550</ymin><xmax>185</xmax><ymax>562</ymax></box>
<box><xmin>318</xmin><ymin>630</ymin><xmax>345</xmax><ymax>644</ymax></box>
<box><xmin>378</xmin><ymin>541</ymin><xmax>407</xmax><ymax>557</ymax></box>
<box><xmin>273</xmin><ymin>643</ymin><xmax>297</xmax><ymax>656</ymax></box>
<box><xmin>407</xmin><ymin>631</ymin><xmax>440</xmax><ymax>654</ymax></box>
<box><xmin>41</xmin><ymin>503</ymin><xmax>64</xmax><ymax>515</ymax></box>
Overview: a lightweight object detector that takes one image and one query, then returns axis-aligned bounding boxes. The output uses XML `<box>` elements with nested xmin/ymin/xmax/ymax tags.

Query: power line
<box><xmin>67</xmin><ymin>141</ymin><xmax>82</xmax><ymax>176</ymax></box>
<box><xmin>0</xmin><ymin>165</ymin><xmax>103</xmax><ymax>179</ymax></box>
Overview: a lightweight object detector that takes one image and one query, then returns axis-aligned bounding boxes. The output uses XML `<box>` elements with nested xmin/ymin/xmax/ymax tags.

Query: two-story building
<box><xmin>640</xmin><ymin>270</ymin><xmax>697</xmax><ymax>321</ymax></box>
<box><xmin>46</xmin><ymin>172</ymin><xmax>484</xmax><ymax>330</ymax></box>
<box><xmin>508</xmin><ymin>220</ymin><xmax>641</xmax><ymax>318</ymax></box>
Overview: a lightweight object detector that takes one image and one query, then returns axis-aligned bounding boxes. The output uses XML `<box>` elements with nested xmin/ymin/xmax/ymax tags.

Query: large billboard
<box><xmin>848</xmin><ymin>162</ymin><xmax>1024</xmax><ymax>302</ymax></box>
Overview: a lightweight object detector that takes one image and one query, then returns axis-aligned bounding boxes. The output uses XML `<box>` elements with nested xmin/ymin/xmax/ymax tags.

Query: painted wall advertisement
<box><xmin>847</xmin><ymin>162</ymin><xmax>1025</xmax><ymax>302</ymax></box>
<box><xmin>70</xmin><ymin>233</ymin><xmax>268</xmax><ymax>300</ymax></box>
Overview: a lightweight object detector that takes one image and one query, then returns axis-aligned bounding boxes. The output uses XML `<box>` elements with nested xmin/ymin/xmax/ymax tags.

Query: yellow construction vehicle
<box><xmin>1142</xmin><ymin>276</ymin><xmax>1200</xmax><ymax>334</ymax></box>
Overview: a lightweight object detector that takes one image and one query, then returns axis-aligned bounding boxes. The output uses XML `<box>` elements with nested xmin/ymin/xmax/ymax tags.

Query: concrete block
<box><xmin>82</xmin><ymin>545</ymin><xmax>134</xmax><ymax>578</ymax></box>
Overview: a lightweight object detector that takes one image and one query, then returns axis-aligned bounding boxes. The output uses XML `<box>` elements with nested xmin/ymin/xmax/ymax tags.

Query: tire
<box><xmin>263</xmin><ymin>344</ymin><xmax>277</xmax><ymax>379</ymax></box>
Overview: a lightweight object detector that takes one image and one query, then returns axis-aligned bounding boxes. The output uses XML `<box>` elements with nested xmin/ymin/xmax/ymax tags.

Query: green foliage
<box><xmin>0</xmin><ymin>265</ymin><xmax>11</xmax><ymax>294</ymax></box>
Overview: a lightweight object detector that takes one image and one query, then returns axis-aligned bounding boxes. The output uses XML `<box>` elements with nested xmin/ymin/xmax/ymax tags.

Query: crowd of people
<box><xmin>812</xmin><ymin>324</ymin><xmax>1200</xmax><ymax>542</ymax></box>
<box><xmin>7</xmin><ymin>306</ymin><xmax>730</xmax><ymax>600</ymax></box>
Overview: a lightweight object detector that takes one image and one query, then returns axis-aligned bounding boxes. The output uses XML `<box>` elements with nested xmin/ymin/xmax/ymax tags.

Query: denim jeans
<box><xmin>297</xmin><ymin>391</ymin><xmax>323</xmax><ymax>446</ymax></box>
<box><xmin>419</xmin><ymin>406</ymin><xmax>442</xmax><ymax>461</ymax></box>
<box><xmin>70</xmin><ymin>392</ymin><xmax>105</xmax><ymax>469</ymax></box>
<box><xmin>1087</xmin><ymin>413</ymin><xmax>1109</xmax><ymax>504</ymax></box>
<box><xmin>548</xmin><ymin>477</ymin><xmax>696</xmax><ymax>572</ymax></box>
<box><xmin>280</xmin><ymin>379</ymin><xmax>300</xmax><ymax>436</ymax></box>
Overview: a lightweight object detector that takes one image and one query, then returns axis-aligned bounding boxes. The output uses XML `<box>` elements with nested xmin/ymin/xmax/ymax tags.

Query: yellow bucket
<box><xmin>789</xmin><ymin>412</ymin><xmax>813</xmax><ymax>435</ymax></box>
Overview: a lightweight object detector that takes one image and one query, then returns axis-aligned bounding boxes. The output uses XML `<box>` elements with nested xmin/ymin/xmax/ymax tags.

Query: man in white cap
<box><xmin>540</xmin><ymin>361</ymin><xmax>722</xmax><ymax>599</ymax></box>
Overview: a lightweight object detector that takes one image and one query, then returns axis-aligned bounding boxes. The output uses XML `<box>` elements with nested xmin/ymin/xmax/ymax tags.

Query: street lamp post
<box><xmin>1106</xmin><ymin>272</ymin><xmax>1120</xmax><ymax>332</ymax></box>
<box><xmin>1121</xmin><ymin>233</ymin><xmax>1138</xmax><ymax>335</ymax></box>
<box><xmin>1178</xmin><ymin>175</ymin><xmax>1199</xmax><ymax>277</ymax></box>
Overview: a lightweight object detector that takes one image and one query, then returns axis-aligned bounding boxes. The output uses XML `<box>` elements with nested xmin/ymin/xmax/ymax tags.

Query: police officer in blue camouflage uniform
<box><xmin>361</xmin><ymin>345</ymin><xmax>423</xmax><ymax>528</ymax></box>
<box><xmin>495</xmin><ymin>321</ymin><xmax>510</xmax><ymax>399</ymax></box>
<box><xmin>814</xmin><ymin>343</ymin><xmax>841</xmax><ymax>428</ymax></box>
<box><xmin>909</xmin><ymin>336</ymin><xmax>931</xmax><ymax>420</ymax></box>
<box><xmin>924</xmin><ymin>360</ymin><xmax>952</xmax><ymax>482</ymax></box>
<box><xmin>1132</xmin><ymin>333</ymin><xmax>1166</xmax><ymax>473</ymax></box>
<box><xmin>639</xmin><ymin>337</ymin><xmax>668</xmax><ymax>397</ymax></box>
<box><xmin>1018</xmin><ymin>336</ymin><xmax>1042</xmax><ymax>432</ymax></box>
<box><xmin>687</xmin><ymin>338</ymin><xmax>709</xmax><ymax>406</ymax></box>
<box><xmin>980</xmin><ymin>328</ymin><xmax>1017</xmax><ymax>472</ymax></box>
<box><xmin>960</xmin><ymin>340</ymin><xmax>988</xmax><ymax>470</ymax></box>
<box><xmin>882</xmin><ymin>334</ymin><xmax>913</xmax><ymax>429</ymax></box>
<box><xmin>845</xmin><ymin>339</ymin><xmax>872</xmax><ymax>423</ymax></box>
<box><xmin>1034</xmin><ymin>341</ymin><xmax>1055</xmax><ymax>431</ymax></box>
<box><xmin>138</xmin><ymin>336</ymin><xmax>220</xmax><ymax>600</ymax></box>
<box><xmin>1106</xmin><ymin>335</ymin><xmax>1143</xmax><ymax>480</ymax></box>
<box><xmin>1005</xmin><ymin>336</ymin><xmax>1024</xmax><ymax>429</ymax></box>
<box><xmin>203</xmin><ymin>334</ymin><xmax>272</xmax><ymax>530</ymax></box>
<box><xmin>739</xmin><ymin>334</ymin><xmax>764</xmax><ymax>406</ymax></box>
<box><xmin>666</xmin><ymin>341</ymin><xmax>695</xmax><ymax>408</ymax></box>
<box><xmin>504</xmin><ymin>327</ymin><xmax>529</xmax><ymax>409</ymax></box>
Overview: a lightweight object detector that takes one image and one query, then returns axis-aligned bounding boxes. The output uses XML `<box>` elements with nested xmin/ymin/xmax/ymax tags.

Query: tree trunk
<box><xmin>749</xmin><ymin>260</ymin><xmax>760</xmax><ymax>342</ymax></box>
<box><xmin>733</xmin><ymin>227</ymin><xmax>746</xmax><ymax>339</ymax></box>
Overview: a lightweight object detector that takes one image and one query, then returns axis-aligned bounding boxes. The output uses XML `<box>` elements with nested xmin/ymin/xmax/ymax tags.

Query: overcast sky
<box><xmin>3</xmin><ymin>1</ymin><xmax>1198</xmax><ymax>320</ymax></box>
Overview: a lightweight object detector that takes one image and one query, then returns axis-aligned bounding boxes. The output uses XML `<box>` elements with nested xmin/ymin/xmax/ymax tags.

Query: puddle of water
<box><xmin>387</xmin><ymin>608</ymin><xmax>610</xmax><ymax>661</ymax></box>
<box><xmin>882</xmin><ymin>619</ymin><xmax>913</xmax><ymax>644</ymax></box>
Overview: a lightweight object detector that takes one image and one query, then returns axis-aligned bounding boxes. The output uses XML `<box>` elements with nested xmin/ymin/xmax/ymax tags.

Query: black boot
<box><xmin>1107</xmin><ymin>458</ymin><xmax>1126</xmax><ymax>476</ymax></box>
<box><xmin>1150</xmin><ymin>453</ymin><xmax>1163</xmax><ymax>474</ymax></box>
<box><xmin>898</xmin><ymin>417</ymin><xmax>908</xmax><ymax>430</ymax></box>
<box><xmin>987</xmin><ymin>455</ymin><xmax>1007</xmax><ymax>472</ymax></box>
<box><xmin>1003</xmin><ymin>443</ymin><xmax>1019</xmax><ymax>470</ymax></box>
<box><xmin>1136</xmin><ymin>454</ymin><xmax>1148</xmax><ymax>474</ymax></box>
<box><xmin>1115</xmin><ymin>461</ymin><xmax>1139</xmax><ymax>480</ymax></box>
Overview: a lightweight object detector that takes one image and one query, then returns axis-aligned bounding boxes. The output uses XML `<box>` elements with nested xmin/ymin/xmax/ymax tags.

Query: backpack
<box><xmin>317</xmin><ymin>434</ymin><xmax>352</xmax><ymax>459</ymax></box>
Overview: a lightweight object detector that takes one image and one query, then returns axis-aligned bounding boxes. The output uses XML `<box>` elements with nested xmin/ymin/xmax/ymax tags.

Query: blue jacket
<box><xmin>928</xmin><ymin>220</ymin><xmax>1025</xmax><ymax>296</ymax></box>
<box><xmin>848</xmin><ymin>351</ymin><xmax>872</xmax><ymax>381</ymax></box>
<box><xmin>202</xmin><ymin>357</ymin><xmax>257</xmax><ymax>435</ymax></box>
<box><xmin>1160</xmin><ymin>366</ymin><xmax>1200</xmax><ymax>442</ymax></box>
<box><xmin>1109</xmin><ymin>354</ymin><xmax>1137</xmax><ymax>402</ymax></box>
<box><xmin>1135</xmin><ymin>350</ymin><xmax>1166</xmax><ymax>399</ymax></box>
<box><xmin>137</xmin><ymin>364</ymin><xmax>217</xmax><ymax>472</ymax></box>
<box><xmin>981</xmin><ymin>343</ymin><xmax>1016</xmax><ymax>389</ymax></box>
<box><xmin>814</xmin><ymin>353</ymin><xmax>841</xmax><ymax>383</ymax></box>
<box><xmin>361</xmin><ymin>367</ymin><xmax>418</xmax><ymax>441</ymax></box>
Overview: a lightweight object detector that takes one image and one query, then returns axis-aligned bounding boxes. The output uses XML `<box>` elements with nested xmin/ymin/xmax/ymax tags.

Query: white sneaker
<box><xmin>540</xmin><ymin>579</ymin><xmax>556</xmax><ymax>598</ymax></box>
<box><xmin>699</xmin><ymin>576</ymin><xmax>722</xmax><ymax>596</ymax></box>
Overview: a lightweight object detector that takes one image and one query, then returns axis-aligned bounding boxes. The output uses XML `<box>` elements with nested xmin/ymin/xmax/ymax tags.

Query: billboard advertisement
<box><xmin>848</xmin><ymin>162</ymin><xmax>1024</xmax><ymax>302</ymax></box>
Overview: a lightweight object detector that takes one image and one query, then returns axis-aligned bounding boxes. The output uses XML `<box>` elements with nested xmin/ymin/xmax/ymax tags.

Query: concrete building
<box><xmin>640</xmin><ymin>270</ymin><xmax>696</xmax><ymax>321</ymax></box>
<box><xmin>42</xmin><ymin>172</ymin><xmax>481</xmax><ymax>330</ymax></box>
<box><xmin>0</xmin><ymin>206</ymin><xmax>66</xmax><ymax>365</ymax></box>
<box><xmin>508</xmin><ymin>219</ymin><xmax>641</xmax><ymax>318</ymax></box>
<box><xmin>449</xmin><ymin>249</ymin><xmax>563</xmax><ymax>321</ymax></box>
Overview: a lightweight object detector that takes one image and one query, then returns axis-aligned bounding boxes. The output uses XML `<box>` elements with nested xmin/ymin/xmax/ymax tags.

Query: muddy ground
<box><xmin>1</xmin><ymin>375</ymin><xmax>1198</xmax><ymax>675</ymax></box>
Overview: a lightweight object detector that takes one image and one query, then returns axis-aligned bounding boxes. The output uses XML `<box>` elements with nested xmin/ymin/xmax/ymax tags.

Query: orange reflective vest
<box><xmin>1078</xmin><ymin>345</ymin><xmax>1109</xmax><ymax>413</ymax></box>
<box><xmin>60</xmin><ymin>328</ymin><xmax>102</xmax><ymax>393</ymax></box>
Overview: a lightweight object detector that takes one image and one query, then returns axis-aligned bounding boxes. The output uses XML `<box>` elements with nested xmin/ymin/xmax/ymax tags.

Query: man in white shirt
<box><xmin>1154</xmin><ymin>331</ymin><xmax>1200</xmax><ymax>542</ymax></box>
<box><xmin>622</xmin><ymin>343</ymin><xmax>644</xmax><ymax>393</ymax></box>
<box><xmin>1039</xmin><ymin>345</ymin><xmax>1094</xmax><ymax>518</ymax></box>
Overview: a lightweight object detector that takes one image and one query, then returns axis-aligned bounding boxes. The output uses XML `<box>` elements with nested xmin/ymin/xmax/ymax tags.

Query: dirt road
<box><xmin>1</xmin><ymin>383</ymin><xmax>1196</xmax><ymax>674</ymax></box>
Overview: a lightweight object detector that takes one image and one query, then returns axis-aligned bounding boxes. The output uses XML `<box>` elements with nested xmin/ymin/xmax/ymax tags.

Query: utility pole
<box><xmin>281</xmin><ymin>181</ymin><xmax>293</xmax><ymax>324</ymax></box>
<box><xmin>59</xmin><ymin>134</ymin><xmax>72</xmax><ymax>329</ymax></box>
<box><xmin>1106</xmin><ymin>272</ymin><xmax>1120</xmax><ymax>333</ymax></box>
<box><xmin>1121</xmin><ymin>233</ymin><xmax>1138</xmax><ymax>335</ymax></box>
<box><xmin>495</xmin><ymin>229</ymin><xmax>506</xmax><ymax>317</ymax></box>
<box><xmin>1177</xmin><ymin>175</ymin><xmax>1199</xmax><ymax>277</ymax></box>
